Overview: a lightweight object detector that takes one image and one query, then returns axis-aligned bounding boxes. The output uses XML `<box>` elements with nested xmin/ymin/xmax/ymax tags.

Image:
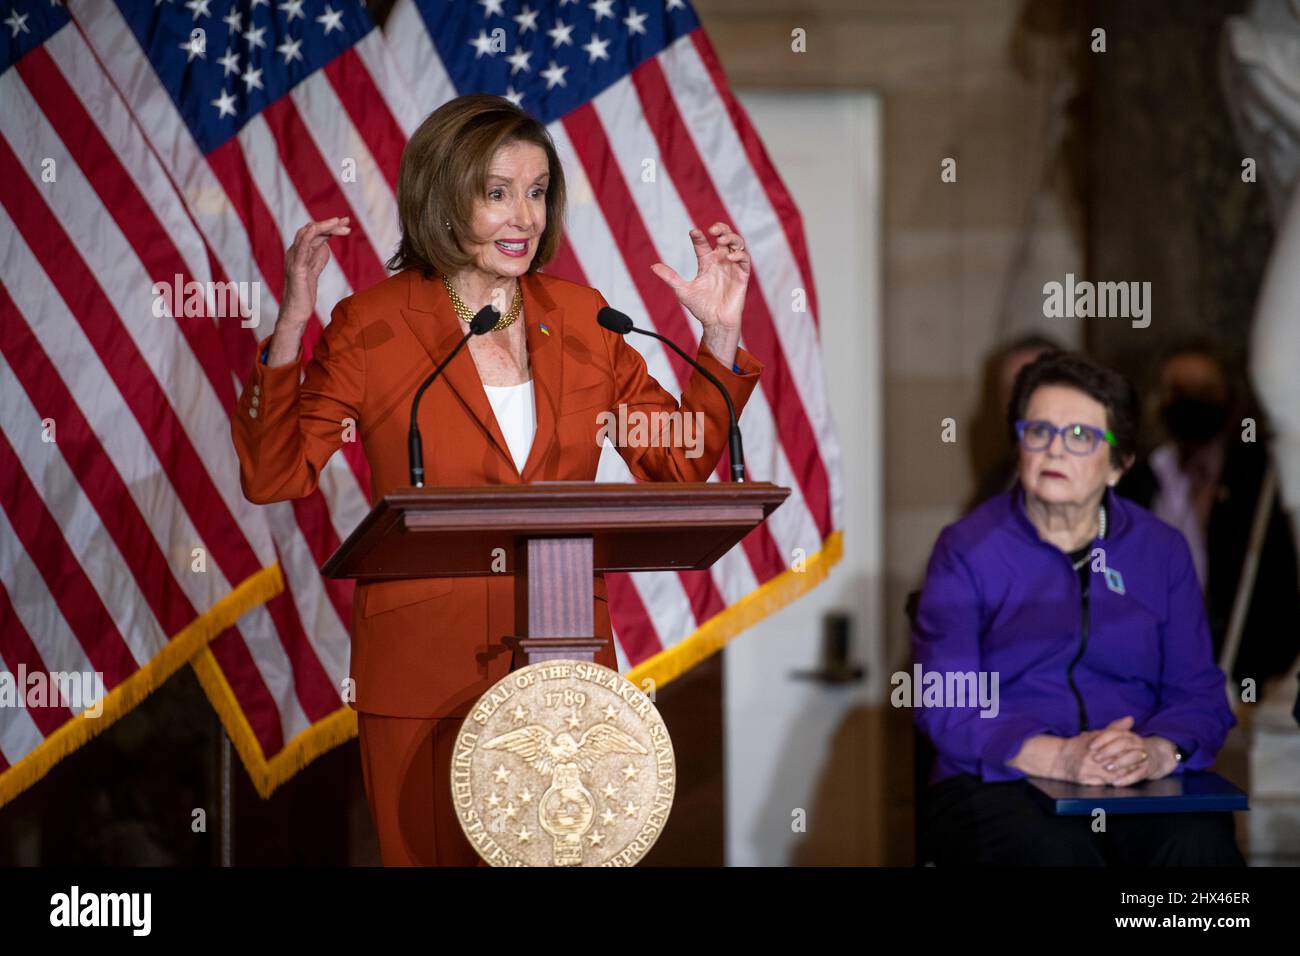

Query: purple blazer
<box><xmin>912</xmin><ymin>482</ymin><xmax>1235</xmax><ymax>784</ymax></box>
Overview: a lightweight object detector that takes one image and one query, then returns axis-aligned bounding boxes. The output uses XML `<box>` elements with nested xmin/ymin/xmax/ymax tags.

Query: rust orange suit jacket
<box><xmin>231</xmin><ymin>268</ymin><xmax>764</xmax><ymax>718</ymax></box>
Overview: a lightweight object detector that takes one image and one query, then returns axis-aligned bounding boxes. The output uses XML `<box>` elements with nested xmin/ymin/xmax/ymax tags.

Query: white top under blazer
<box><xmin>482</xmin><ymin>379</ymin><xmax>537</xmax><ymax>474</ymax></box>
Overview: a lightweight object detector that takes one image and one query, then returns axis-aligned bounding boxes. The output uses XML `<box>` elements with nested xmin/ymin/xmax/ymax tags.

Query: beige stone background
<box><xmin>695</xmin><ymin>0</ymin><xmax>1282</xmax><ymax>864</ymax></box>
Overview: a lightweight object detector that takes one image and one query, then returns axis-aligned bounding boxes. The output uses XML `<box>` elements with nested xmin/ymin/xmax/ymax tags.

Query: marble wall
<box><xmin>697</xmin><ymin>0</ymin><xmax>1089</xmax><ymax>861</ymax></box>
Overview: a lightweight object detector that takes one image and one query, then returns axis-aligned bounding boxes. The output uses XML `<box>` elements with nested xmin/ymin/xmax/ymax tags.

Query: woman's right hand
<box><xmin>267</xmin><ymin>218</ymin><xmax>350</xmax><ymax>364</ymax></box>
<box><xmin>1051</xmin><ymin>732</ymin><xmax>1115</xmax><ymax>786</ymax></box>
<box><xmin>281</xmin><ymin>217</ymin><xmax>350</xmax><ymax>324</ymax></box>
<box><xmin>1011</xmin><ymin>731</ymin><xmax>1113</xmax><ymax>784</ymax></box>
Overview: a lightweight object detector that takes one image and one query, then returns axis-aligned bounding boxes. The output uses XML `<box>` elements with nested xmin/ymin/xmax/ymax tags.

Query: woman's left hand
<box><xmin>650</xmin><ymin>222</ymin><xmax>749</xmax><ymax>363</ymax></box>
<box><xmin>1090</xmin><ymin>729</ymin><xmax>1179</xmax><ymax>787</ymax></box>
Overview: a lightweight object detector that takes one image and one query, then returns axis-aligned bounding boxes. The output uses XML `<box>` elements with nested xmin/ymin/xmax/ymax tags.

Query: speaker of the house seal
<box><xmin>452</xmin><ymin>659</ymin><xmax>676</xmax><ymax>866</ymax></box>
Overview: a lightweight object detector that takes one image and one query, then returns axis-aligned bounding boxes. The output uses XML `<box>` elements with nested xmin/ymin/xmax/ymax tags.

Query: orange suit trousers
<box><xmin>356</xmin><ymin>711</ymin><xmax>483</xmax><ymax>866</ymax></box>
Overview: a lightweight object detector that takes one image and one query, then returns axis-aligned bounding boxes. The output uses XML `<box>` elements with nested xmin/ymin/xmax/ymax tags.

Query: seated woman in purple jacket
<box><xmin>912</xmin><ymin>351</ymin><xmax>1243</xmax><ymax>866</ymax></box>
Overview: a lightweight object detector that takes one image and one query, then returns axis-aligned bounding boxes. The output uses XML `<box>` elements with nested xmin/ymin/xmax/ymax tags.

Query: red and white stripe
<box><xmin>56</xmin><ymin>0</ymin><xmax>419</xmax><ymax>771</ymax></box>
<box><xmin>0</xmin><ymin>21</ymin><xmax>308</xmax><ymax>783</ymax></box>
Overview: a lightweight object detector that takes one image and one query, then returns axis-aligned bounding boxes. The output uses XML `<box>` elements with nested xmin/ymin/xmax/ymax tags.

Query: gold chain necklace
<box><xmin>441</xmin><ymin>273</ymin><xmax>523</xmax><ymax>332</ymax></box>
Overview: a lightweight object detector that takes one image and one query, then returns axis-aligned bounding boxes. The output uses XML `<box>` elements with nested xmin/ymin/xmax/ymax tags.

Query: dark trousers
<box><xmin>922</xmin><ymin>773</ymin><xmax>1245</xmax><ymax>866</ymax></box>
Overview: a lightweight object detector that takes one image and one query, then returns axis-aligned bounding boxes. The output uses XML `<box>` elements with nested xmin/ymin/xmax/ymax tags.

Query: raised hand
<box><xmin>649</xmin><ymin>222</ymin><xmax>749</xmax><ymax>365</ymax></box>
<box><xmin>280</xmin><ymin>217</ymin><xmax>351</xmax><ymax>327</ymax></box>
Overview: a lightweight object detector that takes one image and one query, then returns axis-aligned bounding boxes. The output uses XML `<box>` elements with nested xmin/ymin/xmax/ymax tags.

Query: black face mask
<box><xmin>1161</xmin><ymin>397</ymin><xmax>1227</xmax><ymax>445</ymax></box>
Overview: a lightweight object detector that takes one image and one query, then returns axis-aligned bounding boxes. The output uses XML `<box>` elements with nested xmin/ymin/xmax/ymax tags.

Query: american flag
<box><xmin>0</xmin><ymin>0</ymin><xmax>842</xmax><ymax>806</ymax></box>
<box><xmin>0</xmin><ymin>0</ymin><xmax>418</xmax><ymax>804</ymax></box>
<box><xmin>0</xmin><ymin>0</ymin><xmax>333</xmax><ymax>804</ymax></box>
<box><xmin>59</xmin><ymin>0</ymin><xmax>425</xmax><ymax>798</ymax></box>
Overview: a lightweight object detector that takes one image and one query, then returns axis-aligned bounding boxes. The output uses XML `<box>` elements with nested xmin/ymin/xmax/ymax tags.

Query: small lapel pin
<box><xmin>539</xmin><ymin>323</ymin><xmax>550</xmax><ymax>336</ymax></box>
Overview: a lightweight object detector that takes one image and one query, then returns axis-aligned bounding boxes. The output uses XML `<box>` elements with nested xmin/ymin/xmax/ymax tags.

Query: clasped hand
<box><xmin>1055</xmin><ymin>716</ymin><xmax>1179</xmax><ymax>786</ymax></box>
<box><xmin>1012</xmin><ymin>716</ymin><xmax>1179</xmax><ymax>786</ymax></box>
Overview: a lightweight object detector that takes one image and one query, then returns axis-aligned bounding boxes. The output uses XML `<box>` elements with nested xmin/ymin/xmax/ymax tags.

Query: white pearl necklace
<box><xmin>1071</xmin><ymin>505</ymin><xmax>1106</xmax><ymax>570</ymax></box>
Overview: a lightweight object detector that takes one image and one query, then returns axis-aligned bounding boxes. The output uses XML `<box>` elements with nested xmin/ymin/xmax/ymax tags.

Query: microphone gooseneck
<box><xmin>596</xmin><ymin>306</ymin><xmax>746</xmax><ymax>483</ymax></box>
<box><xmin>408</xmin><ymin>304</ymin><xmax>499</xmax><ymax>487</ymax></box>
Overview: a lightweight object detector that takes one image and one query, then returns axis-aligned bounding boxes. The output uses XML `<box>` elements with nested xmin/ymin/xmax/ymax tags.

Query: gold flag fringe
<box><xmin>194</xmin><ymin>532</ymin><xmax>843</xmax><ymax>801</ymax></box>
<box><xmin>0</xmin><ymin>564</ymin><xmax>284</xmax><ymax>809</ymax></box>
<box><xmin>627</xmin><ymin>530</ymin><xmax>844</xmax><ymax>689</ymax></box>
<box><xmin>4</xmin><ymin>532</ymin><xmax>843</xmax><ymax>807</ymax></box>
<box><xmin>190</xmin><ymin>646</ymin><xmax>357</xmax><ymax>800</ymax></box>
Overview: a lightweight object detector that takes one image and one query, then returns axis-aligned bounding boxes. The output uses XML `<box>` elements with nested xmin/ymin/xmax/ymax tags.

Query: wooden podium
<box><xmin>321</xmin><ymin>481</ymin><xmax>789</xmax><ymax>668</ymax></box>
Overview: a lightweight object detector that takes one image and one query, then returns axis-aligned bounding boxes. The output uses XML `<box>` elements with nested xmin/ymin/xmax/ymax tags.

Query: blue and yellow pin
<box><xmin>539</xmin><ymin>322</ymin><xmax>551</xmax><ymax>336</ymax></box>
<box><xmin>1104</xmin><ymin>567</ymin><xmax>1126</xmax><ymax>595</ymax></box>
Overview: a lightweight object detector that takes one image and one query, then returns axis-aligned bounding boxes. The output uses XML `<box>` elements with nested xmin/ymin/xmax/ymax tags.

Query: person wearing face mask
<box><xmin>1116</xmin><ymin>342</ymin><xmax>1300</xmax><ymax>691</ymax></box>
<box><xmin>229</xmin><ymin>94</ymin><xmax>764</xmax><ymax>866</ymax></box>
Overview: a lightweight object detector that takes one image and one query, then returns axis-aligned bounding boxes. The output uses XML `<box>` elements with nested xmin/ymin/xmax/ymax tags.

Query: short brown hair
<box><xmin>386</xmin><ymin>94</ymin><xmax>567</xmax><ymax>277</ymax></box>
<box><xmin>1007</xmin><ymin>350</ymin><xmax>1141</xmax><ymax>469</ymax></box>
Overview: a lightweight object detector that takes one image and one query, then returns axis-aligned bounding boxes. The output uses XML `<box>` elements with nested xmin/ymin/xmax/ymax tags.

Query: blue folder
<box><xmin>1027</xmin><ymin>771</ymin><xmax>1249</xmax><ymax>815</ymax></box>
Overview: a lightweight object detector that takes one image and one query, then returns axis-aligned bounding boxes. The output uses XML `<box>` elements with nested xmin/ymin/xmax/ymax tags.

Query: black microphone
<box><xmin>596</xmin><ymin>306</ymin><xmax>746</xmax><ymax>483</ymax></box>
<box><xmin>408</xmin><ymin>304</ymin><xmax>499</xmax><ymax>487</ymax></box>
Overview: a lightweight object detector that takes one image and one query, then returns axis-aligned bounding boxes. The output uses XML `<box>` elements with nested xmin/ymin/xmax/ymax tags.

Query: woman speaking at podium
<box><xmin>230</xmin><ymin>94</ymin><xmax>763</xmax><ymax>865</ymax></box>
